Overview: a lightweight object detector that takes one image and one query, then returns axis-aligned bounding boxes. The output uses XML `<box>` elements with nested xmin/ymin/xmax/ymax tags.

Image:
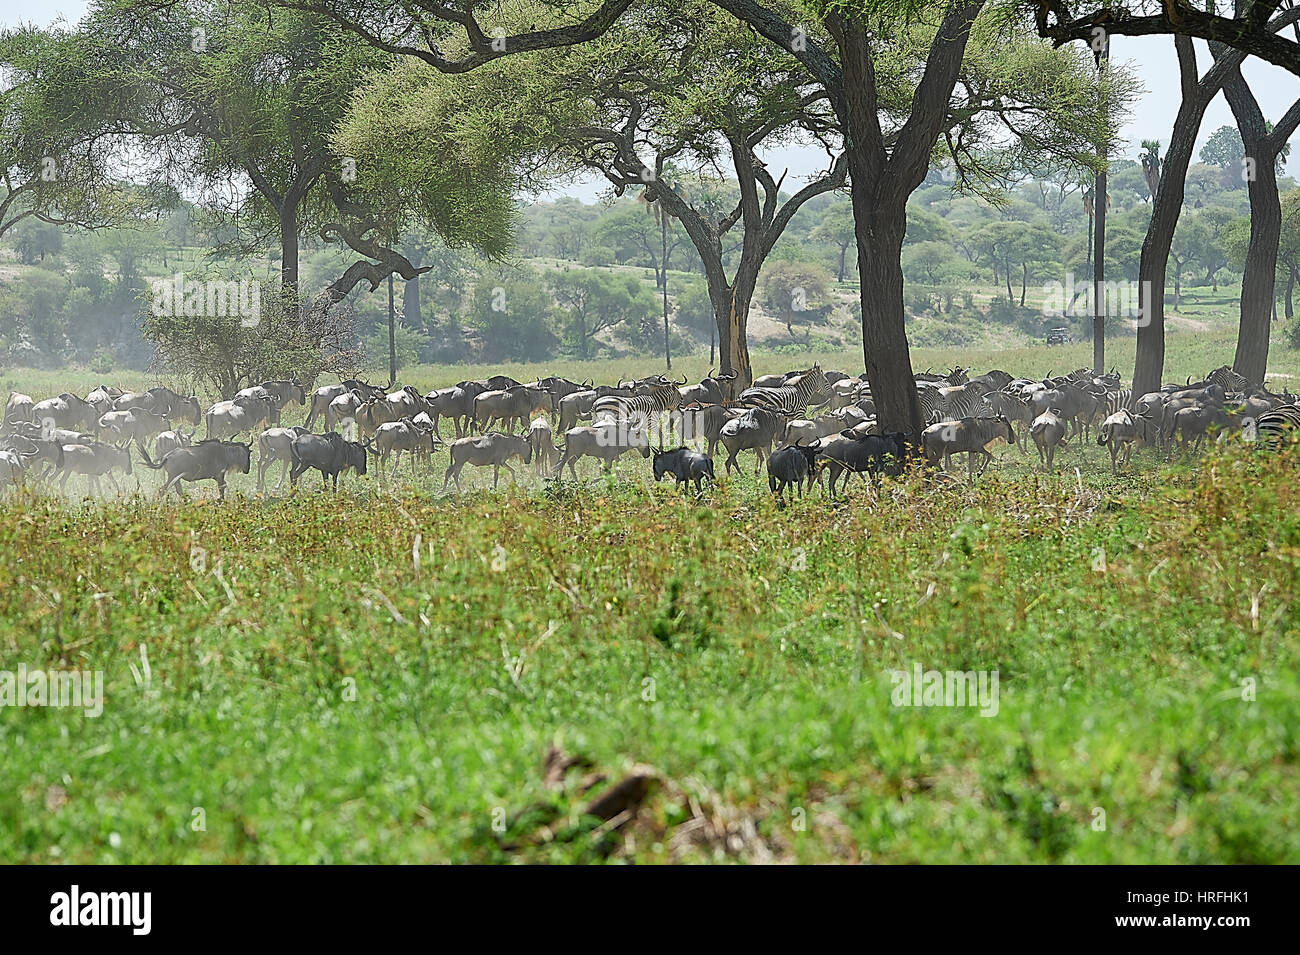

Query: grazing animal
<box><xmin>139</xmin><ymin>439</ymin><xmax>251</xmax><ymax>500</ymax></box>
<box><xmin>527</xmin><ymin>417</ymin><xmax>561</xmax><ymax>475</ymax></box>
<box><xmin>552</xmin><ymin>422</ymin><xmax>649</xmax><ymax>480</ymax></box>
<box><xmin>922</xmin><ymin>415</ymin><xmax>1014</xmax><ymax>478</ymax></box>
<box><xmin>719</xmin><ymin>407</ymin><xmax>785</xmax><ymax>476</ymax></box>
<box><xmin>206</xmin><ymin>395</ymin><xmax>276</xmax><ymax>440</ymax></box>
<box><xmin>1097</xmin><ymin>410</ymin><xmax>1155</xmax><ymax>472</ymax></box>
<box><xmin>289</xmin><ymin>431</ymin><xmax>368</xmax><ymax>491</ymax></box>
<box><xmin>443</xmin><ymin>432</ymin><xmax>532</xmax><ymax>490</ymax></box>
<box><xmin>1029</xmin><ymin>410</ymin><xmax>1070</xmax><ymax>471</ymax></box>
<box><xmin>651</xmin><ymin>447</ymin><xmax>714</xmax><ymax>493</ymax></box>
<box><xmin>257</xmin><ymin>426</ymin><xmax>310</xmax><ymax>492</ymax></box>
<box><xmin>815</xmin><ymin>431</ymin><xmax>915</xmax><ymax>497</ymax></box>
<box><xmin>58</xmin><ymin>442</ymin><xmax>133</xmax><ymax>496</ymax></box>
<box><xmin>4</xmin><ymin>392</ymin><xmax>34</xmax><ymax>427</ymax></box>
<box><xmin>766</xmin><ymin>442</ymin><xmax>821</xmax><ymax>501</ymax></box>
<box><xmin>369</xmin><ymin>418</ymin><xmax>440</xmax><ymax>481</ymax></box>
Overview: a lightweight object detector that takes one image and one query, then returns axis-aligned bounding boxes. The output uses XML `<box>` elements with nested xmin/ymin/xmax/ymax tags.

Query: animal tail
<box><xmin>137</xmin><ymin>444</ymin><xmax>161</xmax><ymax>469</ymax></box>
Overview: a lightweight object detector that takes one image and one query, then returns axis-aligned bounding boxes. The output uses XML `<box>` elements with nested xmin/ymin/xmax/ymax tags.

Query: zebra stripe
<box><xmin>1256</xmin><ymin>406</ymin><xmax>1300</xmax><ymax>448</ymax></box>
<box><xmin>1104</xmin><ymin>389</ymin><xmax>1134</xmax><ymax>417</ymax></box>
<box><xmin>739</xmin><ymin>367</ymin><xmax>831</xmax><ymax>417</ymax></box>
<box><xmin>1208</xmin><ymin>365</ymin><xmax>1250</xmax><ymax>392</ymax></box>
<box><xmin>592</xmin><ymin>381</ymin><xmax>682</xmax><ymax>425</ymax></box>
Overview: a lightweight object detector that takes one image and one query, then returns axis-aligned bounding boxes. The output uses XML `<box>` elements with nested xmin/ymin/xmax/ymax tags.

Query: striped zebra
<box><xmin>739</xmin><ymin>365</ymin><xmax>832</xmax><ymax>417</ymax></box>
<box><xmin>1207</xmin><ymin>365</ymin><xmax>1250</xmax><ymax>392</ymax></box>
<box><xmin>1103</xmin><ymin>388</ymin><xmax>1134</xmax><ymax>417</ymax></box>
<box><xmin>592</xmin><ymin>374</ymin><xmax>686</xmax><ymax>439</ymax></box>
<box><xmin>919</xmin><ymin>383</ymin><xmax>991</xmax><ymax>424</ymax></box>
<box><xmin>1255</xmin><ymin>406</ymin><xmax>1300</xmax><ymax>448</ymax></box>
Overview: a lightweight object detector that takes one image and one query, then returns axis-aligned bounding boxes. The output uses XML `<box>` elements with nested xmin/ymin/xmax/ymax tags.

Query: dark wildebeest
<box><xmin>139</xmin><ymin>439</ymin><xmax>251</xmax><ymax>500</ymax></box>
<box><xmin>652</xmin><ymin>447</ymin><xmax>714</xmax><ymax>493</ymax></box>
<box><xmin>237</xmin><ymin>379</ymin><xmax>306</xmax><ymax>414</ymax></box>
<box><xmin>766</xmin><ymin>441</ymin><xmax>820</xmax><ymax>501</ymax></box>
<box><xmin>290</xmin><ymin>431</ymin><xmax>368</xmax><ymax>491</ymax></box>
<box><xmin>816</xmin><ymin>431</ymin><xmax>916</xmax><ymax>498</ymax></box>
<box><xmin>424</xmin><ymin>386</ymin><xmax>477</xmax><ymax>439</ymax></box>
<box><xmin>473</xmin><ymin>384</ymin><xmax>552</xmax><ymax>433</ymax></box>
<box><xmin>442</xmin><ymin>432</ymin><xmax>532</xmax><ymax>490</ymax></box>
<box><xmin>32</xmin><ymin>393</ymin><xmax>98</xmax><ymax>432</ymax></box>
<box><xmin>679</xmin><ymin>370</ymin><xmax>738</xmax><ymax>406</ymax></box>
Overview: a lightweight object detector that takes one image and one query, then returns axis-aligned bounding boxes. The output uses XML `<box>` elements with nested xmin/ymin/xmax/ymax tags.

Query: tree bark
<box><xmin>280</xmin><ymin>201</ymin><xmax>300</xmax><ymax>294</ymax></box>
<box><xmin>1133</xmin><ymin>38</ymin><xmax>1227</xmax><ymax>397</ymax></box>
<box><xmin>403</xmin><ymin>275</ymin><xmax>422</xmax><ymax>330</ymax></box>
<box><xmin>1222</xmin><ymin>67</ymin><xmax>1292</xmax><ymax>384</ymax></box>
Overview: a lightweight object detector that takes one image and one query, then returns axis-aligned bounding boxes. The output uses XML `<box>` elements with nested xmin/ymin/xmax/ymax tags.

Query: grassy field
<box><xmin>2</xmin><ymin>312</ymin><xmax>1299</xmax><ymax>863</ymax></box>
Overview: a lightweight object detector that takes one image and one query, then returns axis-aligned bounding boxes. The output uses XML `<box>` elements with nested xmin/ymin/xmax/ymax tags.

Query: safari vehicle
<box><xmin>1046</xmin><ymin>326</ymin><xmax>1072</xmax><ymax>345</ymax></box>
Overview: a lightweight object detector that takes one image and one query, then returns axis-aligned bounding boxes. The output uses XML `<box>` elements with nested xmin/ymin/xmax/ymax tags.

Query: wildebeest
<box><xmin>1029</xmin><ymin>410</ymin><xmax>1070</xmax><ymax>471</ymax></box>
<box><xmin>290</xmin><ymin>431</ymin><xmax>368</xmax><ymax>491</ymax></box>
<box><xmin>527</xmin><ymin>416</ymin><xmax>561</xmax><ymax>475</ymax></box>
<box><xmin>153</xmin><ymin>429</ymin><xmax>194</xmax><ymax>461</ymax></box>
<box><xmin>651</xmin><ymin>447</ymin><xmax>714</xmax><ymax>493</ymax></box>
<box><xmin>766</xmin><ymin>441</ymin><xmax>820</xmax><ymax>501</ymax></box>
<box><xmin>98</xmin><ymin>407</ymin><xmax>171</xmax><ymax>454</ymax></box>
<box><xmin>443</xmin><ymin>432</ymin><xmax>532</xmax><ymax>490</ymax></box>
<box><xmin>921</xmin><ymin>416</ymin><xmax>1014</xmax><ymax>478</ymax></box>
<box><xmin>1097</xmin><ymin>409</ymin><xmax>1155</xmax><ymax>472</ymax></box>
<box><xmin>237</xmin><ymin>379</ymin><xmax>305</xmax><ymax>412</ymax></box>
<box><xmin>0</xmin><ymin>449</ymin><xmax>25</xmax><ymax>492</ymax></box>
<box><xmin>58</xmin><ymin>442</ymin><xmax>133</xmax><ymax>496</ymax></box>
<box><xmin>139</xmin><ymin>439</ymin><xmax>251</xmax><ymax>499</ymax></box>
<box><xmin>424</xmin><ymin>386</ymin><xmax>476</xmax><ymax>438</ymax></box>
<box><xmin>368</xmin><ymin>418</ymin><xmax>440</xmax><ymax>481</ymax></box>
<box><xmin>305</xmin><ymin>379</ymin><xmax>385</xmax><ymax>429</ymax></box>
<box><xmin>679</xmin><ymin>370</ymin><xmax>738</xmax><ymax>406</ymax></box>
<box><xmin>256</xmin><ymin>426</ymin><xmax>310</xmax><ymax>492</ymax></box>
<box><xmin>85</xmin><ymin>384</ymin><xmax>123</xmax><ymax>418</ymax></box>
<box><xmin>474</xmin><ymin>384</ymin><xmax>553</xmax><ymax>433</ymax></box>
<box><xmin>4</xmin><ymin>392</ymin><xmax>34</xmax><ymax>427</ymax></box>
<box><xmin>552</xmin><ymin>422</ymin><xmax>648</xmax><ymax>480</ymax></box>
<box><xmin>206</xmin><ymin>394</ymin><xmax>276</xmax><ymax>440</ymax></box>
<box><xmin>32</xmin><ymin>393</ymin><xmax>98</xmax><ymax>432</ymax></box>
<box><xmin>719</xmin><ymin>407</ymin><xmax>785</xmax><ymax>476</ymax></box>
<box><xmin>815</xmin><ymin>431</ymin><xmax>916</xmax><ymax>497</ymax></box>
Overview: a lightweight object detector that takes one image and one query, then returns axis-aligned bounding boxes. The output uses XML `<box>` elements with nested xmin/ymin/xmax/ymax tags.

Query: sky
<box><xmin>8</xmin><ymin>0</ymin><xmax>1300</xmax><ymax>202</ymax></box>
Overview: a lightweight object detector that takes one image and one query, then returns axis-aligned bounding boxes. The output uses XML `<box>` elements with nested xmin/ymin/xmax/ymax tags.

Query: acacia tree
<box><xmin>289</xmin><ymin>0</ymin><xmax>1107</xmax><ymax>427</ymax></box>
<box><xmin>1131</xmin><ymin>36</ymin><xmax>1244</xmax><ymax>398</ymax></box>
<box><xmin>1215</xmin><ymin>58</ymin><xmax>1300</xmax><ymax>383</ymax></box>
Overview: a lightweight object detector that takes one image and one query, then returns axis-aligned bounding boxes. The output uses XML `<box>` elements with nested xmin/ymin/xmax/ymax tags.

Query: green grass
<box><xmin>1</xmin><ymin>438</ymin><xmax>1297</xmax><ymax>863</ymax></box>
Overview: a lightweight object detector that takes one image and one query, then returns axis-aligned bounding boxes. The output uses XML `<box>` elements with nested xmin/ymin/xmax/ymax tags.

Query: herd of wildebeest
<box><xmin>2</xmin><ymin>361</ymin><xmax>1299</xmax><ymax>501</ymax></box>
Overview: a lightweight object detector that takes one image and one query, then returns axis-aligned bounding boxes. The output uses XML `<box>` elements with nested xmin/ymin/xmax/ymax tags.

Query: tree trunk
<box><xmin>710</xmin><ymin>280</ymin><xmax>754</xmax><ymax>391</ymax></box>
<box><xmin>855</xmin><ymin>208</ymin><xmax>922</xmax><ymax>433</ymax></box>
<box><xmin>838</xmin><ymin>245</ymin><xmax>847</xmax><ymax>282</ymax></box>
<box><xmin>662</xmin><ymin>212</ymin><xmax>671</xmax><ymax>371</ymax></box>
<box><xmin>1287</xmin><ymin>267</ymin><xmax>1296</xmax><ymax>320</ymax></box>
<box><xmin>1020</xmin><ymin>262</ymin><xmax>1027</xmax><ymax>307</ymax></box>
<box><xmin>1224</xmin><ymin>71</ymin><xmax>1282</xmax><ymax>385</ymax></box>
<box><xmin>1133</xmin><ymin>37</ymin><xmax>1222</xmax><ymax>398</ymax></box>
<box><xmin>403</xmin><ymin>275</ymin><xmax>422</xmax><ymax>330</ymax></box>
<box><xmin>387</xmin><ymin>272</ymin><xmax>397</xmax><ymax>388</ymax></box>
<box><xmin>1093</xmin><ymin>34</ymin><xmax>1109</xmax><ymax>376</ymax></box>
<box><xmin>280</xmin><ymin>202</ymin><xmax>299</xmax><ymax>294</ymax></box>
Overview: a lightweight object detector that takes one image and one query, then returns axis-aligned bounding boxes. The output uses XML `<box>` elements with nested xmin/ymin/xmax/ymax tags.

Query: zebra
<box><xmin>1207</xmin><ymin>365</ymin><xmax>1251</xmax><ymax>392</ymax></box>
<box><xmin>592</xmin><ymin>374</ymin><xmax>686</xmax><ymax>443</ymax></box>
<box><xmin>1103</xmin><ymin>388</ymin><xmax>1135</xmax><ymax>417</ymax></box>
<box><xmin>1255</xmin><ymin>406</ymin><xmax>1300</xmax><ymax>449</ymax></box>
<box><xmin>739</xmin><ymin>365</ymin><xmax>832</xmax><ymax>417</ymax></box>
<box><xmin>918</xmin><ymin>383</ymin><xmax>990</xmax><ymax>425</ymax></box>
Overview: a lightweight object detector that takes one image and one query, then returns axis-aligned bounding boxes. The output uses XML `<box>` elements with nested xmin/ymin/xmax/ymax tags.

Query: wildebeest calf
<box><xmin>652</xmin><ymin>447</ymin><xmax>714</xmax><ymax>493</ymax></box>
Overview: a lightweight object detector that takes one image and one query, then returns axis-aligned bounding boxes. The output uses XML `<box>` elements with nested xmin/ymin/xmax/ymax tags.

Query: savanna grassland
<box><xmin>2</xmin><ymin>320</ymin><xmax>1299</xmax><ymax>863</ymax></box>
